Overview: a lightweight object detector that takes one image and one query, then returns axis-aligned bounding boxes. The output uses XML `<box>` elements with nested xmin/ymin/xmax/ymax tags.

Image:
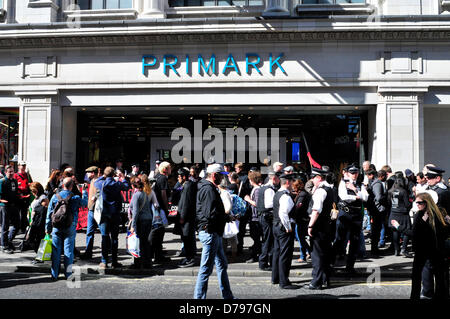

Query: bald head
<box><xmin>63</xmin><ymin>177</ymin><xmax>74</xmax><ymax>191</ymax></box>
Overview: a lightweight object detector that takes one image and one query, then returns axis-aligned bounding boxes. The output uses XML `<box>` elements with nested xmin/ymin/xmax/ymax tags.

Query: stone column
<box><xmin>16</xmin><ymin>90</ymin><xmax>62</xmax><ymax>185</ymax></box>
<box><xmin>262</xmin><ymin>0</ymin><xmax>290</xmax><ymax>18</ymax></box>
<box><xmin>371</xmin><ymin>87</ymin><xmax>426</xmax><ymax>174</ymax></box>
<box><xmin>141</xmin><ymin>0</ymin><xmax>167</xmax><ymax>18</ymax></box>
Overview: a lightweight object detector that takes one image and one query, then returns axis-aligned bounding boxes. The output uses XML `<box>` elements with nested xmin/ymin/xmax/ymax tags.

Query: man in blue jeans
<box><xmin>94</xmin><ymin>167</ymin><xmax>129</xmax><ymax>269</ymax></box>
<box><xmin>45</xmin><ymin>177</ymin><xmax>88</xmax><ymax>280</ymax></box>
<box><xmin>194</xmin><ymin>164</ymin><xmax>234</xmax><ymax>299</ymax></box>
<box><xmin>81</xmin><ymin>166</ymin><xmax>99</xmax><ymax>260</ymax></box>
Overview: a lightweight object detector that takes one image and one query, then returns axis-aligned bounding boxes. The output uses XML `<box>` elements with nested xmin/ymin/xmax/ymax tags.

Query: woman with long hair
<box><xmin>129</xmin><ymin>179</ymin><xmax>159</xmax><ymax>269</ymax></box>
<box><xmin>45</xmin><ymin>169</ymin><xmax>61</xmax><ymax>199</ymax></box>
<box><xmin>23</xmin><ymin>182</ymin><xmax>49</xmax><ymax>253</ymax></box>
<box><xmin>388</xmin><ymin>177</ymin><xmax>412</xmax><ymax>257</ymax></box>
<box><xmin>408</xmin><ymin>192</ymin><xmax>449</xmax><ymax>299</ymax></box>
<box><xmin>291</xmin><ymin>178</ymin><xmax>311</xmax><ymax>263</ymax></box>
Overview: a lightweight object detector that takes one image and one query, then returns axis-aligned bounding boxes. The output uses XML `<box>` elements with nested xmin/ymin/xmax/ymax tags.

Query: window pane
<box><xmin>248</xmin><ymin>0</ymin><xmax>263</xmax><ymax>5</ymax></box>
<box><xmin>106</xmin><ymin>0</ymin><xmax>120</xmax><ymax>9</ymax></box>
<box><xmin>77</xmin><ymin>0</ymin><xmax>90</xmax><ymax>10</ymax></box>
<box><xmin>91</xmin><ymin>0</ymin><xmax>104</xmax><ymax>9</ymax></box>
<box><xmin>187</xmin><ymin>0</ymin><xmax>203</xmax><ymax>5</ymax></box>
<box><xmin>0</xmin><ymin>0</ymin><xmax>3</xmax><ymax>8</ymax></box>
<box><xmin>120</xmin><ymin>0</ymin><xmax>133</xmax><ymax>8</ymax></box>
<box><xmin>203</xmin><ymin>0</ymin><xmax>216</xmax><ymax>6</ymax></box>
<box><xmin>169</xmin><ymin>0</ymin><xmax>185</xmax><ymax>6</ymax></box>
<box><xmin>218</xmin><ymin>0</ymin><xmax>232</xmax><ymax>5</ymax></box>
<box><xmin>302</xmin><ymin>0</ymin><xmax>319</xmax><ymax>3</ymax></box>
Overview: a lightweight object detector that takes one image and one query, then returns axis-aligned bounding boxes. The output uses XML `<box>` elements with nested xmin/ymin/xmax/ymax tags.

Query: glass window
<box><xmin>169</xmin><ymin>0</ymin><xmax>263</xmax><ymax>6</ymax></box>
<box><xmin>0</xmin><ymin>114</ymin><xmax>19</xmax><ymax>167</ymax></box>
<box><xmin>76</xmin><ymin>0</ymin><xmax>133</xmax><ymax>9</ymax></box>
<box><xmin>0</xmin><ymin>0</ymin><xmax>3</xmax><ymax>9</ymax></box>
<box><xmin>302</xmin><ymin>0</ymin><xmax>365</xmax><ymax>3</ymax></box>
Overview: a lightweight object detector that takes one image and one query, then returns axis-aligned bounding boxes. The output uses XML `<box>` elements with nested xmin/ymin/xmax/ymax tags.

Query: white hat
<box><xmin>206</xmin><ymin>164</ymin><xmax>227</xmax><ymax>174</ymax></box>
<box><xmin>18</xmin><ymin>161</ymin><xmax>26</xmax><ymax>166</ymax></box>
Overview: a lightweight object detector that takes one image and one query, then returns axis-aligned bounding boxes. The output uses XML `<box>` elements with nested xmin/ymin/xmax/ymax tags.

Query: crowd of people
<box><xmin>0</xmin><ymin>158</ymin><xmax>449</xmax><ymax>300</ymax></box>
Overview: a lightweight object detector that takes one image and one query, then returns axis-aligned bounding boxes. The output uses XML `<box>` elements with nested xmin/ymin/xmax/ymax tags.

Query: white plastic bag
<box><xmin>126</xmin><ymin>231</ymin><xmax>140</xmax><ymax>258</ymax></box>
<box><xmin>223</xmin><ymin>221</ymin><xmax>239</xmax><ymax>239</ymax></box>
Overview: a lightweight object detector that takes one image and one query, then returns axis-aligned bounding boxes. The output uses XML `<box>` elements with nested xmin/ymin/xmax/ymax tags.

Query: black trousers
<box><xmin>180</xmin><ymin>221</ymin><xmax>197</xmax><ymax>260</ymax></box>
<box><xmin>411</xmin><ymin>254</ymin><xmax>449</xmax><ymax>300</ymax></box>
<box><xmin>249</xmin><ymin>220</ymin><xmax>262</xmax><ymax>259</ymax></box>
<box><xmin>18</xmin><ymin>198</ymin><xmax>30</xmax><ymax>233</ymax></box>
<box><xmin>150</xmin><ymin>226</ymin><xmax>165</xmax><ymax>260</ymax></box>
<box><xmin>310</xmin><ymin>229</ymin><xmax>333</xmax><ymax>287</ymax></box>
<box><xmin>136</xmin><ymin>219</ymin><xmax>153</xmax><ymax>266</ymax></box>
<box><xmin>237</xmin><ymin>208</ymin><xmax>251</xmax><ymax>253</ymax></box>
<box><xmin>271</xmin><ymin>223</ymin><xmax>294</xmax><ymax>287</ymax></box>
<box><xmin>392</xmin><ymin>230</ymin><xmax>409</xmax><ymax>253</ymax></box>
<box><xmin>258</xmin><ymin>215</ymin><xmax>273</xmax><ymax>268</ymax></box>
<box><xmin>332</xmin><ymin>211</ymin><xmax>362</xmax><ymax>269</ymax></box>
<box><xmin>369</xmin><ymin>210</ymin><xmax>384</xmax><ymax>252</ymax></box>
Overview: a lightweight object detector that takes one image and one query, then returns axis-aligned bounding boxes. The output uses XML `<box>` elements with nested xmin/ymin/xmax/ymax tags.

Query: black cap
<box><xmin>224</xmin><ymin>163</ymin><xmax>232</xmax><ymax>167</ymax></box>
<box><xmin>177</xmin><ymin>168</ymin><xmax>189</xmax><ymax>177</ymax></box>
<box><xmin>132</xmin><ymin>163</ymin><xmax>139</xmax><ymax>168</ymax></box>
<box><xmin>425</xmin><ymin>165</ymin><xmax>445</xmax><ymax>177</ymax></box>
<box><xmin>249</xmin><ymin>167</ymin><xmax>258</xmax><ymax>172</ymax></box>
<box><xmin>345</xmin><ymin>164</ymin><xmax>359</xmax><ymax>173</ymax></box>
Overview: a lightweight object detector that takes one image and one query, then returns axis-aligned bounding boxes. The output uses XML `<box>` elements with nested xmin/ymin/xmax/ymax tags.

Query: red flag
<box><xmin>302</xmin><ymin>132</ymin><xmax>322</xmax><ymax>169</ymax></box>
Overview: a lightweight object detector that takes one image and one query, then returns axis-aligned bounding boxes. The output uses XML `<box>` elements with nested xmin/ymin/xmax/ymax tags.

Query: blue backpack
<box><xmin>230</xmin><ymin>193</ymin><xmax>247</xmax><ymax>217</ymax></box>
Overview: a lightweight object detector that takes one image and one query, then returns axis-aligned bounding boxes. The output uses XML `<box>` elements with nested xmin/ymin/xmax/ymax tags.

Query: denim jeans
<box><xmin>379</xmin><ymin>223</ymin><xmax>386</xmax><ymax>245</ymax></box>
<box><xmin>98</xmin><ymin>213</ymin><xmax>120</xmax><ymax>265</ymax></box>
<box><xmin>51</xmin><ymin>226</ymin><xmax>76</xmax><ymax>279</ymax></box>
<box><xmin>0</xmin><ymin>206</ymin><xmax>19</xmax><ymax>248</ymax></box>
<box><xmin>194</xmin><ymin>231</ymin><xmax>234</xmax><ymax>299</ymax></box>
<box><xmin>295</xmin><ymin>221</ymin><xmax>311</xmax><ymax>260</ymax></box>
<box><xmin>85</xmin><ymin>210</ymin><xmax>98</xmax><ymax>256</ymax></box>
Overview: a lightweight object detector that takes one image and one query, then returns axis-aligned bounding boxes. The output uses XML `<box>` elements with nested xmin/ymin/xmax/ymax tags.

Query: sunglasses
<box><xmin>416</xmin><ymin>201</ymin><xmax>426</xmax><ymax>205</ymax></box>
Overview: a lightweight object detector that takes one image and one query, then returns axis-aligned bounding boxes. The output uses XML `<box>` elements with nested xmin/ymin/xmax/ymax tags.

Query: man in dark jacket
<box><xmin>94</xmin><ymin>167</ymin><xmax>129</xmax><ymax>269</ymax></box>
<box><xmin>367</xmin><ymin>169</ymin><xmax>387</xmax><ymax>257</ymax></box>
<box><xmin>0</xmin><ymin>165</ymin><xmax>20</xmax><ymax>254</ymax></box>
<box><xmin>194</xmin><ymin>164</ymin><xmax>234</xmax><ymax>299</ymax></box>
<box><xmin>177</xmin><ymin>168</ymin><xmax>198</xmax><ymax>268</ymax></box>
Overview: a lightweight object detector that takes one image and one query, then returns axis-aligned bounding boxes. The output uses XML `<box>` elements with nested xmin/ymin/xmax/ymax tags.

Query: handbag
<box><xmin>223</xmin><ymin>221</ymin><xmax>239</xmax><ymax>239</ymax></box>
<box><xmin>126</xmin><ymin>231</ymin><xmax>140</xmax><ymax>258</ymax></box>
<box><xmin>330</xmin><ymin>203</ymin><xmax>339</xmax><ymax>220</ymax></box>
<box><xmin>35</xmin><ymin>234</ymin><xmax>52</xmax><ymax>262</ymax></box>
<box><xmin>151</xmin><ymin>205</ymin><xmax>169</xmax><ymax>228</ymax></box>
<box><xmin>94</xmin><ymin>181</ymin><xmax>105</xmax><ymax>225</ymax></box>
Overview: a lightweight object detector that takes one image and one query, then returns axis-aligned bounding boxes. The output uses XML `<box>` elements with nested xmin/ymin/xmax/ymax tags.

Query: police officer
<box><xmin>421</xmin><ymin>165</ymin><xmax>450</xmax><ymax>299</ymax></box>
<box><xmin>271</xmin><ymin>173</ymin><xmax>298</xmax><ymax>289</ymax></box>
<box><xmin>305</xmin><ymin>167</ymin><xmax>334</xmax><ymax>290</ymax></box>
<box><xmin>333</xmin><ymin>164</ymin><xmax>369</xmax><ymax>274</ymax></box>
<box><xmin>256</xmin><ymin>170</ymin><xmax>280</xmax><ymax>271</ymax></box>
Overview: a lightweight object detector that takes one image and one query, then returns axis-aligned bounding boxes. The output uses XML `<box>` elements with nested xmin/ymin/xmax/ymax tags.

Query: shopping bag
<box><xmin>151</xmin><ymin>206</ymin><xmax>169</xmax><ymax>227</ymax></box>
<box><xmin>223</xmin><ymin>221</ymin><xmax>239</xmax><ymax>239</ymax></box>
<box><xmin>126</xmin><ymin>231</ymin><xmax>140</xmax><ymax>258</ymax></box>
<box><xmin>35</xmin><ymin>234</ymin><xmax>52</xmax><ymax>262</ymax></box>
<box><xmin>94</xmin><ymin>182</ymin><xmax>105</xmax><ymax>225</ymax></box>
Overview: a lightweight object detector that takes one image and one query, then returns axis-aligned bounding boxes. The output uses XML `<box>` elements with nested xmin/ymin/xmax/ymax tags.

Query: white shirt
<box><xmin>277</xmin><ymin>188</ymin><xmax>295</xmax><ymax>232</ymax></box>
<box><xmin>415</xmin><ymin>182</ymin><xmax>428</xmax><ymax>193</ymax></box>
<box><xmin>220</xmin><ymin>189</ymin><xmax>232</xmax><ymax>214</ymax></box>
<box><xmin>338</xmin><ymin>179</ymin><xmax>369</xmax><ymax>202</ymax></box>
<box><xmin>311</xmin><ymin>181</ymin><xmax>333</xmax><ymax>214</ymax></box>
<box><xmin>263</xmin><ymin>182</ymin><xmax>276</xmax><ymax>209</ymax></box>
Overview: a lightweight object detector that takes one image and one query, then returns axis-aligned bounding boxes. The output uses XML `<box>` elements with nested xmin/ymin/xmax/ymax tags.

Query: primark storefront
<box><xmin>0</xmin><ymin>0</ymin><xmax>449</xmax><ymax>184</ymax></box>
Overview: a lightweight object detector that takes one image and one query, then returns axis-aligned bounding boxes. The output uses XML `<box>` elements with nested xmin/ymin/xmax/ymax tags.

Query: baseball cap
<box><xmin>85</xmin><ymin>166</ymin><xmax>98</xmax><ymax>173</ymax></box>
<box><xmin>206</xmin><ymin>164</ymin><xmax>227</xmax><ymax>174</ymax></box>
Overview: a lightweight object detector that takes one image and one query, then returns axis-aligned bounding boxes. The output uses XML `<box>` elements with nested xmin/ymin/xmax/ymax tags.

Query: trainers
<box><xmin>0</xmin><ymin>247</ymin><xmax>13</xmax><ymax>254</ymax></box>
<box><xmin>246</xmin><ymin>257</ymin><xmax>257</xmax><ymax>264</ymax></box>
<box><xmin>178</xmin><ymin>258</ymin><xmax>195</xmax><ymax>268</ymax></box>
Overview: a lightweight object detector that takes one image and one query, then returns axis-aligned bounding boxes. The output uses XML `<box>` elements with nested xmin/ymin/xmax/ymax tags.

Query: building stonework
<box><xmin>0</xmin><ymin>1</ymin><xmax>449</xmax><ymax>183</ymax></box>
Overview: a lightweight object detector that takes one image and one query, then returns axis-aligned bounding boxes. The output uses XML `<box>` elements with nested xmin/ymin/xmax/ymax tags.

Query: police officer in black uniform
<box><xmin>422</xmin><ymin>165</ymin><xmax>450</xmax><ymax>299</ymax></box>
<box><xmin>305</xmin><ymin>167</ymin><xmax>334</xmax><ymax>290</ymax></box>
<box><xmin>271</xmin><ymin>173</ymin><xmax>298</xmax><ymax>289</ymax></box>
<box><xmin>256</xmin><ymin>170</ymin><xmax>280</xmax><ymax>271</ymax></box>
<box><xmin>332</xmin><ymin>164</ymin><xmax>369</xmax><ymax>274</ymax></box>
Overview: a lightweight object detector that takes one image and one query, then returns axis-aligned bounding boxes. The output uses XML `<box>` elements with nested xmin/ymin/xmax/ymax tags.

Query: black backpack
<box><xmin>51</xmin><ymin>193</ymin><xmax>73</xmax><ymax>229</ymax></box>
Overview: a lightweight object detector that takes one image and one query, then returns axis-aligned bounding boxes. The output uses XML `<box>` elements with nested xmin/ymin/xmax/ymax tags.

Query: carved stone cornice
<box><xmin>1</xmin><ymin>30</ymin><xmax>450</xmax><ymax>49</ymax></box>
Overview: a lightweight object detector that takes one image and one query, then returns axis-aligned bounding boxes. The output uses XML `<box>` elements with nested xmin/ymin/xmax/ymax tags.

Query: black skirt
<box><xmin>389</xmin><ymin>211</ymin><xmax>412</xmax><ymax>232</ymax></box>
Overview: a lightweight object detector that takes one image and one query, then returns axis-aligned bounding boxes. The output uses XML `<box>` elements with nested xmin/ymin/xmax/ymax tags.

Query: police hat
<box><xmin>405</xmin><ymin>169</ymin><xmax>414</xmax><ymax>177</ymax></box>
<box><xmin>346</xmin><ymin>164</ymin><xmax>359</xmax><ymax>174</ymax></box>
<box><xmin>279</xmin><ymin>173</ymin><xmax>296</xmax><ymax>180</ymax></box>
<box><xmin>283</xmin><ymin>166</ymin><xmax>294</xmax><ymax>172</ymax></box>
<box><xmin>249</xmin><ymin>167</ymin><xmax>259</xmax><ymax>172</ymax></box>
<box><xmin>155</xmin><ymin>160</ymin><xmax>161</xmax><ymax>165</ymax></box>
<box><xmin>311</xmin><ymin>167</ymin><xmax>328</xmax><ymax>177</ymax></box>
<box><xmin>425</xmin><ymin>165</ymin><xmax>445</xmax><ymax>178</ymax></box>
<box><xmin>132</xmin><ymin>163</ymin><xmax>139</xmax><ymax>168</ymax></box>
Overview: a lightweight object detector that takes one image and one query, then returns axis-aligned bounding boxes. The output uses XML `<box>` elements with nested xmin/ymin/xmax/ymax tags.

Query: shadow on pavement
<box><xmin>0</xmin><ymin>273</ymin><xmax>54</xmax><ymax>289</ymax></box>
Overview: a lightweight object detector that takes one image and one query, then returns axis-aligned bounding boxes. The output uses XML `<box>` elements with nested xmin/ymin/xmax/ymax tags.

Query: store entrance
<box><xmin>76</xmin><ymin>106</ymin><xmax>369</xmax><ymax>177</ymax></box>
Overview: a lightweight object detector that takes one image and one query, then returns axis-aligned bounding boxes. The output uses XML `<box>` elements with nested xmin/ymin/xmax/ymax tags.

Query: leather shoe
<box><xmin>401</xmin><ymin>250</ymin><xmax>413</xmax><ymax>258</ymax></box>
<box><xmin>306</xmin><ymin>283</ymin><xmax>322</xmax><ymax>290</ymax></box>
<box><xmin>259</xmin><ymin>266</ymin><xmax>272</xmax><ymax>271</ymax></box>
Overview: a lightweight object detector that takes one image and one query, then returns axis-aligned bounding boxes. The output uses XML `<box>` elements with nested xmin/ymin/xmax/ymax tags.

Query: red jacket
<box><xmin>14</xmin><ymin>172</ymin><xmax>30</xmax><ymax>199</ymax></box>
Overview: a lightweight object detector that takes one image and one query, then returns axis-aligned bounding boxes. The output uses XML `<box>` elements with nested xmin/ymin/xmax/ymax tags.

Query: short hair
<box><xmin>229</xmin><ymin>172</ymin><xmax>240</xmax><ymax>182</ymax></box>
<box><xmin>104</xmin><ymin>166</ymin><xmax>115</xmax><ymax>177</ymax></box>
<box><xmin>377</xmin><ymin>170</ymin><xmax>387</xmax><ymax>179</ymax></box>
<box><xmin>5</xmin><ymin>165</ymin><xmax>14</xmax><ymax>172</ymax></box>
<box><xmin>159</xmin><ymin>161</ymin><xmax>171</xmax><ymax>174</ymax></box>
<box><xmin>63</xmin><ymin>177</ymin><xmax>74</xmax><ymax>190</ymax></box>
<box><xmin>417</xmin><ymin>172</ymin><xmax>424</xmax><ymax>179</ymax></box>
<box><xmin>235</xmin><ymin>162</ymin><xmax>244</xmax><ymax>170</ymax></box>
<box><xmin>381</xmin><ymin>165</ymin><xmax>392</xmax><ymax>173</ymax></box>
<box><xmin>273</xmin><ymin>162</ymin><xmax>283</xmax><ymax>170</ymax></box>
<box><xmin>367</xmin><ymin>169</ymin><xmax>377</xmax><ymax>176</ymax></box>
<box><xmin>248</xmin><ymin>171</ymin><xmax>262</xmax><ymax>185</ymax></box>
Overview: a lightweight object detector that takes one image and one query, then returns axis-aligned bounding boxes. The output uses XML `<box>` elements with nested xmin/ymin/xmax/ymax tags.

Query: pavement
<box><xmin>0</xmin><ymin>225</ymin><xmax>415</xmax><ymax>279</ymax></box>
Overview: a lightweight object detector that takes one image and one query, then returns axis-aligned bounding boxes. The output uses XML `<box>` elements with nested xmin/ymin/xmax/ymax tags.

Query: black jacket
<box><xmin>367</xmin><ymin>179</ymin><xmax>387</xmax><ymax>214</ymax></box>
<box><xmin>412</xmin><ymin>210</ymin><xmax>449</xmax><ymax>257</ymax></box>
<box><xmin>178</xmin><ymin>180</ymin><xmax>197</xmax><ymax>222</ymax></box>
<box><xmin>196</xmin><ymin>179</ymin><xmax>230</xmax><ymax>236</ymax></box>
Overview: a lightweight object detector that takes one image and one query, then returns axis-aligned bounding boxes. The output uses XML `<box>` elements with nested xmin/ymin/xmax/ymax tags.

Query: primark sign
<box><xmin>142</xmin><ymin>53</ymin><xmax>286</xmax><ymax>76</ymax></box>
